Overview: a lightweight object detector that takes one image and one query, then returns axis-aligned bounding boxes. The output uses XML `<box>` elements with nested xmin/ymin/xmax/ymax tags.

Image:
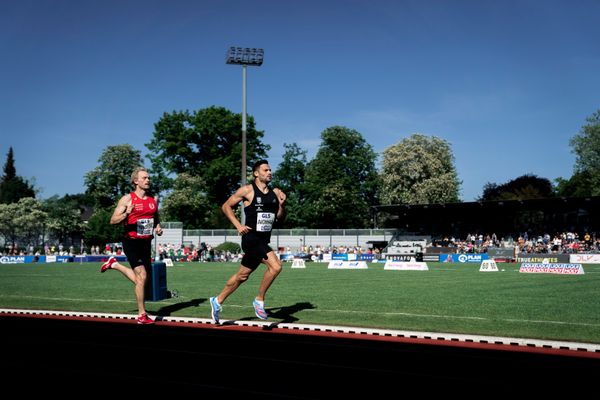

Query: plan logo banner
<box><xmin>440</xmin><ymin>254</ymin><xmax>489</xmax><ymax>263</ymax></box>
<box><xmin>0</xmin><ymin>256</ymin><xmax>26</xmax><ymax>264</ymax></box>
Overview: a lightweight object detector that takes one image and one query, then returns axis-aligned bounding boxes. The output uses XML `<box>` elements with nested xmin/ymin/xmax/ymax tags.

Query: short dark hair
<box><xmin>252</xmin><ymin>159</ymin><xmax>269</xmax><ymax>172</ymax></box>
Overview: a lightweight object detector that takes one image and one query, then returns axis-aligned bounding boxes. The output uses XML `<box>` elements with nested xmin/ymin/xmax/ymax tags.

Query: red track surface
<box><xmin>2</xmin><ymin>310</ymin><xmax>599</xmax><ymax>396</ymax></box>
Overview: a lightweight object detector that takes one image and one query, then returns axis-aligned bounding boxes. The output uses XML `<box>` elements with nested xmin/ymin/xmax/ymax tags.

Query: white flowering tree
<box><xmin>380</xmin><ymin>134</ymin><xmax>461</xmax><ymax>205</ymax></box>
<box><xmin>0</xmin><ymin>197</ymin><xmax>48</xmax><ymax>248</ymax></box>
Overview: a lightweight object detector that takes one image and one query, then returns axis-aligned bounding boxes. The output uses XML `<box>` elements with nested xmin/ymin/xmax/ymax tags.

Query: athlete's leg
<box><xmin>215</xmin><ymin>264</ymin><xmax>254</xmax><ymax>304</ymax></box>
<box><xmin>255</xmin><ymin>251</ymin><xmax>282</xmax><ymax>302</ymax></box>
<box><xmin>132</xmin><ymin>264</ymin><xmax>147</xmax><ymax>315</ymax></box>
<box><xmin>110</xmin><ymin>261</ymin><xmax>137</xmax><ymax>283</ymax></box>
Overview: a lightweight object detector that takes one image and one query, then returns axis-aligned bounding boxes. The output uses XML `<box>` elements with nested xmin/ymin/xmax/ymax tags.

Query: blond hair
<box><xmin>131</xmin><ymin>167</ymin><xmax>148</xmax><ymax>188</ymax></box>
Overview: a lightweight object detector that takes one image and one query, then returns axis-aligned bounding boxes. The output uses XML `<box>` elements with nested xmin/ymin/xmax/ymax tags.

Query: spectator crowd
<box><xmin>431</xmin><ymin>231</ymin><xmax>600</xmax><ymax>254</ymax></box>
<box><xmin>2</xmin><ymin>231</ymin><xmax>600</xmax><ymax>260</ymax></box>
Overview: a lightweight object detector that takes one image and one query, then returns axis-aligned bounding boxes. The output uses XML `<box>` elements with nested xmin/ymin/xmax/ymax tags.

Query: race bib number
<box><xmin>136</xmin><ymin>218</ymin><xmax>154</xmax><ymax>236</ymax></box>
<box><xmin>256</xmin><ymin>213</ymin><xmax>275</xmax><ymax>232</ymax></box>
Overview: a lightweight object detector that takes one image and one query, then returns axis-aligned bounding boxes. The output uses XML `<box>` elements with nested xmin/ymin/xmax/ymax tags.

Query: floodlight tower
<box><xmin>226</xmin><ymin>46</ymin><xmax>264</xmax><ymax>225</ymax></box>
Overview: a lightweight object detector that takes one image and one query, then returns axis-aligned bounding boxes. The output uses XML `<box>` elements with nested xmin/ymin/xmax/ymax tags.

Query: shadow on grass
<box><xmin>154</xmin><ymin>298</ymin><xmax>206</xmax><ymax>317</ymax></box>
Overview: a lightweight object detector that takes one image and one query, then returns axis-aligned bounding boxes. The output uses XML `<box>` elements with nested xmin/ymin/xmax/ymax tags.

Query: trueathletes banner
<box><xmin>516</xmin><ymin>254</ymin><xmax>570</xmax><ymax>263</ymax></box>
<box><xmin>519</xmin><ymin>263</ymin><xmax>585</xmax><ymax>275</ymax></box>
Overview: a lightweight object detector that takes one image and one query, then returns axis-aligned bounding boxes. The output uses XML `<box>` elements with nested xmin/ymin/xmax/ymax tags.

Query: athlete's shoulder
<box><xmin>240</xmin><ymin>183</ymin><xmax>254</xmax><ymax>193</ymax></box>
<box><xmin>119</xmin><ymin>193</ymin><xmax>133</xmax><ymax>203</ymax></box>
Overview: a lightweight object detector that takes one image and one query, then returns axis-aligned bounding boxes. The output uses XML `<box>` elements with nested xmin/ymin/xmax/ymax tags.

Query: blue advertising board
<box><xmin>439</xmin><ymin>253</ymin><xmax>489</xmax><ymax>263</ymax></box>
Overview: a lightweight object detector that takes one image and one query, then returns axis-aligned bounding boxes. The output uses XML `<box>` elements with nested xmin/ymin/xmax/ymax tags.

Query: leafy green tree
<box><xmin>84</xmin><ymin>144</ymin><xmax>145</xmax><ymax>208</ymax></box>
<box><xmin>43</xmin><ymin>195</ymin><xmax>86</xmax><ymax>245</ymax></box>
<box><xmin>146</xmin><ymin>106</ymin><xmax>270</xmax><ymax>208</ymax></box>
<box><xmin>479</xmin><ymin>174</ymin><xmax>555</xmax><ymax>201</ymax></box>
<box><xmin>160</xmin><ymin>172</ymin><xmax>211</xmax><ymax>229</ymax></box>
<box><xmin>561</xmin><ymin>110</ymin><xmax>600</xmax><ymax>196</ymax></box>
<box><xmin>0</xmin><ymin>147</ymin><xmax>35</xmax><ymax>204</ymax></box>
<box><xmin>555</xmin><ymin>170</ymin><xmax>593</xmax><ymax>197</ymax></box>
<box><xmin>83</xmin><ymin>207</ymin><xmax>123</xmax><ymax>246</ymax></box>
<box><xmin>302</xmin><ymin>126</ymin><xmax>378</xmax><ymax>228</ymax></box>
<box><xmin>272</xmin><ymin>143</ymin><xmax>308</xmax><ymax>227</ymax></box>
<box><xmin>380</xmin><ymin>134</ymin><xmax>460</xmax><ymax>205</ymax></box>
<box><xmin>0</xmin><ymin>197</ymin><xmax>47</xmax><ymax>248</ymax></box>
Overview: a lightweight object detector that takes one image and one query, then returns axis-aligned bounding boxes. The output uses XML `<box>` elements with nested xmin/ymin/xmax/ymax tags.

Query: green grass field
<box><xmin>1</xmin><ymin>261</ymin><xmax>599</xmax><ymax>344</ymax></box>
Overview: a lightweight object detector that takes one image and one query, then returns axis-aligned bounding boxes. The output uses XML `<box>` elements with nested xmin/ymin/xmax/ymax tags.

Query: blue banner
<box><xmin>0</xmin><ymin>255</ymin><xmax>129</xmax><ymax>264</ymax></box>
<box><xmin>439</xmin><ymin>253</ymin><xmax>489</xmax><ymax>263</ymax></box>
<box><xmin>0</xmin><ymin>255</ymin><xmax>37</xmax><ymax>264</ymax></box>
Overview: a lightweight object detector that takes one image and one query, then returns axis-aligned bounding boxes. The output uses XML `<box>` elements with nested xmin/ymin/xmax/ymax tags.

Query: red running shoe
<box><xmin>100</xmin><ymin>256</ymin><xmax>116</xmax><ymax>273</ymax></box>
<box><xmin>137</xmin><ymin>313</ymin><xmax>155</xmax><ymax>325</ymax></box>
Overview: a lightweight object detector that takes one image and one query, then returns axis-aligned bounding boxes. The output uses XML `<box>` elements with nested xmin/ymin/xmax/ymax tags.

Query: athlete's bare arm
<box><xmin>222</xmin><ymin>184</ymin><xmax>254</xmax><ymax>234</ymax></box>
<box><xmin>110</xmin><ymin>194</ymin><xmax>133</xmax><ymax>225</ymax></box>
<box><xmin>154</xmin><ymin>208</ymin><xmax>163</xmax><ymax>236</ymax></box>
<box><xmin>273</xmin><ymin>188</ymin><xmax>287</xmax><ymax>222</ymax></box>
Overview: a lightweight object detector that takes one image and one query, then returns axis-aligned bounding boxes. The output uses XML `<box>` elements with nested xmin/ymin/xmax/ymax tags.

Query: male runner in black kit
<box><xmin>210</xmin><ymin>160</ymin><xmax>286</xmax><ymax>323</ymax></box>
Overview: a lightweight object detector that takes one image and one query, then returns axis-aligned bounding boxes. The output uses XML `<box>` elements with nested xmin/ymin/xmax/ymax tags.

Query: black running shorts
<box><xmin>122</xmin><ymin>237</ymin><xmax>152</xmax><ymax>269</ymax></box>
<box><xmin>241</xmin><ymin>233</ymin><xmax>273</xmax><ymax>270</ymax></box>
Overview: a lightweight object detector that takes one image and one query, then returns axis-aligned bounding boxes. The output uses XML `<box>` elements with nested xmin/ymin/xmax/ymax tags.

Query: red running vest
<box><xmin>125</xmin><ymin>192</ymin><xmax>158</xmax><ymax>239</ymax></box>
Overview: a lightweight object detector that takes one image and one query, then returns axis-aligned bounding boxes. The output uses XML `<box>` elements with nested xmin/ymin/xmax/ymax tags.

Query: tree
<box><xmin>0</xmin><ymin>202</ymin><xmax>20</xmax><ymax>248</ymax></box>
<box><xmin>272</xmin><ymin>143</ymin><xmax>308</xmax><ymax>227</ymax></box>
<box><xmin>0</xmin><ymin>197</ymin><xmax>47</xmax><ymax>248</ymax></box>
<box><xmin>160</xmin><ymin>173</ymin><xmax>211</xmax><ymax>229</ymax></box>
<box><xmin>83</xmin><ymin>207</ymin><xmax>123</xmax><ymax>246</ymax></box>
<box><xmin>479</xmin><ymin>174</ymin><xmax>555</xmax><ymax>201</ymax></box>
<box><xmin>43</xmin><ymin>195</ymin><xmax>86</xmax><ymax>246</ymax></box>
<box><xmin>380</xmin><ymin>134</ymin><xmax>460</xmax><ymax>205</ymax></box>
<box><xmin>560</xmin><ymin>109</ymin><xmax>600</xmax><ymax>196</ymax></box>
<box><xmin>0</xmin><ymin>147</ymin><xmax>35</xmax><ymax>204</ymax></box>
<box><xmin>555</xmin><ymin>170</ymin><xmax>593</xmax><ymax>198</ymax></box>
<box><xmin>84</xmin><ymin>144</ymin><xmax>145</xmax><ymax>208</ymax></box>
<box><xmin>302</xmin><ymin>126</ymin><xmax>378</xmax><ymax>228</ymax></box>
<box><xmin>146</xmin><ymin>106</ymin><xmax>270</xmax><ymax>208</ymax></box>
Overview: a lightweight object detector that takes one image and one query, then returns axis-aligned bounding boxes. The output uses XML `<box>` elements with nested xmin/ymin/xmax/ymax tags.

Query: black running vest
<box><xmin>244</xmin><ymin>181</ymin><xmax>280</xmax><ymax>241</ymax></box>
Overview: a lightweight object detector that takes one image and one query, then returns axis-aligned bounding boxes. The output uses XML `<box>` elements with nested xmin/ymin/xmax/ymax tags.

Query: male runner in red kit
<box><xmin>101</xmin><ymin>167</ymin><xmax>162</xmax><ymax>324</ymax></box>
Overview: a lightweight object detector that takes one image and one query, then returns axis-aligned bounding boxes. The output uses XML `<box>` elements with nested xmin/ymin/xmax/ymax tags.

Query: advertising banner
<box><xmin>0</xmin><ymin>255</ymin><xmax>33</xmax><ymax>264</ymax></box>
<box><xmin>569</xmin><ymin>254</ymin><xmax>600</xmax><ymax>264</ymax></box>
<box><xmin>439</xmin><ymin>254</ymin><xmax>489</xmax><ymax>263</ymax></box>
<box><xmin>383</xmin><ymin>260</ymin><xmax>428</xmax><ymax>270</ymax></box>
<box><xmin>327</xmin><ymin>261</ymin><xmax>368</xmax><ymax>269</ymax></box>
<box><xmin>519</xmin><ymin>263</ymin><xmax>585</xmax><ymax>275</ymax></box>
<box><xmin>516</xmin><ymin>254</ymin><xmax>570</xmax><ymax>263</ymax></box>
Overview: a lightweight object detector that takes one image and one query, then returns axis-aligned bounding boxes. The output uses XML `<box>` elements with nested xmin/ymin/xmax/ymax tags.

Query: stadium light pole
<box><xmin>226</xmin><ymin>46</ymin><xmax>264</xmax><ymax>225</ymax></box>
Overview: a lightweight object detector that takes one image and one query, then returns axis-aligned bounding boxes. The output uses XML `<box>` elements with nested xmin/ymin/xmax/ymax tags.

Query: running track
<box><xmin>1</xmin><ymin>309</ymin><xmax>598</xmax><ymax>397</ymax></box>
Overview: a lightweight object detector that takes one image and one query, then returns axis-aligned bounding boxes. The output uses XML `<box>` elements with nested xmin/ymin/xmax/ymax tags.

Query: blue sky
<box><xmin>1</xmin><ymin>0</ymin><xmax>599</xmax><ymax>202</ymax></box>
